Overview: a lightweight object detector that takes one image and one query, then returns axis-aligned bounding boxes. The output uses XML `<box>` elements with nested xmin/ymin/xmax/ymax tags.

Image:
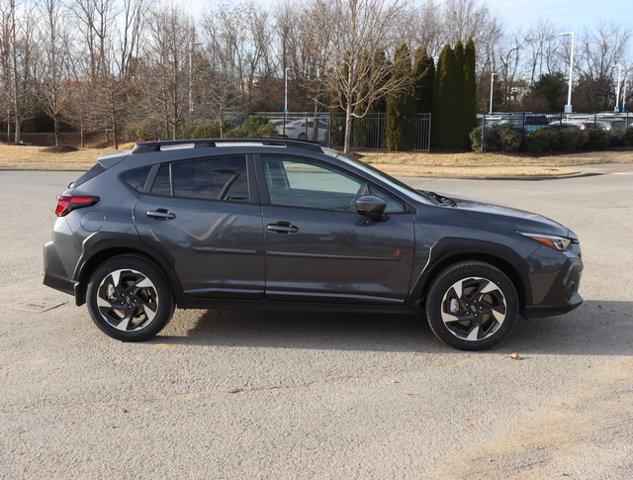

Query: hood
<box><xmin>437</xmin><ymin>192</ymin><xmax>574</xmax><ymax>239</ymax></box>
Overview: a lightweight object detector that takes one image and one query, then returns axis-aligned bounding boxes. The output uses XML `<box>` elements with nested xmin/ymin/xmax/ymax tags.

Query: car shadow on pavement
<box><xmin>156</xmin><ymin>299</ymin><xmax>632</xmax><ymax>356</ymax></box>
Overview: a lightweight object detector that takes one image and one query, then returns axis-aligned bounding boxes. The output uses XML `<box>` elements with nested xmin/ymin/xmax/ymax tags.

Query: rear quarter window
<box><xmin>120</xmin><ymin>166</ymin><xmax>152</xmax><ymax>192</ymax></box>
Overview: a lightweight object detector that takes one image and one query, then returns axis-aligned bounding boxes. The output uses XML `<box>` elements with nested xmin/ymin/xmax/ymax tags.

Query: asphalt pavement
<box><xmin>0</xmin><ymin>170</ymin><xmax>631</xmax><ymax>479</ymax></box>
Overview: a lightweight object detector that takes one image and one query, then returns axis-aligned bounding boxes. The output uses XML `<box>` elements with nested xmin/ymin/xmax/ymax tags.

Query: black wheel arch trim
<box><xmin>73</xmin><ymin>233</ymin><xmax>184</xmax><ymax>306</ymax></box>
<box><xmin>408</xmin><ymin>237</ymin><xmax>533</xmax><ymax>313</ymax></box>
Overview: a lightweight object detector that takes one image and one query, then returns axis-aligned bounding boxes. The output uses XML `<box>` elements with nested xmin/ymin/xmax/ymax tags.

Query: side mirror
<box><xmin>355</xmin><ymin>195</ymin><xmax>386</xmax><ymax>217</ymax></box>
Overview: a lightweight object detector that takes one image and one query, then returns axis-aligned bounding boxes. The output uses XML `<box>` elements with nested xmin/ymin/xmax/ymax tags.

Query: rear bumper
<box><xmin>43</xmin><ymin>240</ymin><xmax>76</xmax><ymax>297</ymax></box>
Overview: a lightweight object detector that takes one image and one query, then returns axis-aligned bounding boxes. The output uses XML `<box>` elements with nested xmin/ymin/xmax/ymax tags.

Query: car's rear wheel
<box><xmin>86</xmin><ymin>255</ymin><xmax>175</xmax><ymax>341</ymax></box>
<box><xmin>425</xmin><ymin>261</ymin><xmax>519</xmax><ymax>350</ymax></box>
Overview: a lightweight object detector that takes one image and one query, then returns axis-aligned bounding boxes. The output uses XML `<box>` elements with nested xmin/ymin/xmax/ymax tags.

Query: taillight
<box><xmin>54</xmin><ymin>195</ymin><xmax>99</xmax><ymax>217</ymax></box>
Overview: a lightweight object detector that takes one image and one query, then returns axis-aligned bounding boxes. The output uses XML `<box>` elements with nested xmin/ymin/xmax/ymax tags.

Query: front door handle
<box><xmin>147</xmin><ymin>209</ymin><xmax>176</xmax><ymax>219</ymax></box>
<box><xmin>267</xmin><ymin>222</ymin><xmax>298</xmax><ymax>234</ymax></box>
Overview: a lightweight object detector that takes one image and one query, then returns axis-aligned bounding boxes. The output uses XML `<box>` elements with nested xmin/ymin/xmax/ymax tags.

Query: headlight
<box><xmin>518</xmin><ymin>232</ymin><xmax>572</xmax><ymax>251</ymax></box>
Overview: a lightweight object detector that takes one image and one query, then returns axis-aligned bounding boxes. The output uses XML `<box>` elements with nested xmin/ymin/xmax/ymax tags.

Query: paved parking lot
<box><xmin>1</xmin><ymin>170</ymin><xmax>631</xmax><ymax>479</ymax></box>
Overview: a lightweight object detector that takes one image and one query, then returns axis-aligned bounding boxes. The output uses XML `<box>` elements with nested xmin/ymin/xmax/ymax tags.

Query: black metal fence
<box><xmin>257</xmin><ymin>112</ymin><xmax>432</xmax><ymax>151</ymax></box>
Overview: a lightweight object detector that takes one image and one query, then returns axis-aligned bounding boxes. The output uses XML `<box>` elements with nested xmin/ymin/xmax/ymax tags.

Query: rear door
<box><xmin>133</xmin><ymin>154</ymin><xmax>265</xmax><ymax>299</ymax></box>
<box><xmin>257</xmin><ymin>153</ymin><xmax>415</xmax><ymax>305</ymax></box>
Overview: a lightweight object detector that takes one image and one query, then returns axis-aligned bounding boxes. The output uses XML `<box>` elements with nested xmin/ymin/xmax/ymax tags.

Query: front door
<box><xmin>258</xmin><ymin>154</ymin><xmax>415</xmax><ymax>305</ymax></box>
<box><xmin>134</xmin><ymin>154</ymin><xmax>265</xmax><ymax>299</ymax></box>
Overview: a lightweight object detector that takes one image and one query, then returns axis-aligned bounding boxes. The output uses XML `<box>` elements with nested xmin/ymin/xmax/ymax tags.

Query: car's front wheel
<box><xmin>425</xmin><ymin>261</ymin><xmax>519</xmax><ymax>350</ymax></box>
<box><xmin>86</xmin><ymin>255</ymin><xmax>175</xmax><ymax>341</ymax></box>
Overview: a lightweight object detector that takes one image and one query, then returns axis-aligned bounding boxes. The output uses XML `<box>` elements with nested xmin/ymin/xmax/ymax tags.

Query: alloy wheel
<box><xmin>96</xmin><ymin>269</ymin><xmax>159</xmax><ymax>332</ymax></box>
<box><xmin>440</xmin><ymin>276</ymin><xmax>507</xmax><ymax>342</ymax></box>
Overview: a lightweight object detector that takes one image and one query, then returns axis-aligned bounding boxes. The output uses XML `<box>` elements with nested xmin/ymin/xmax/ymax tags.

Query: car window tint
<box><xmin>262</xmin><ymin>155</ymin><xmax>362</xmax><ymax>211</ymax></box>
<box><xmin>171</xmin><ymin>155</ymin><xmax>249</xmax><ymax>202</ymax></box>
<box><xmin>151</xmin><ymin>164</ymin><xmax>171</xmax><ymax>196</ymax></box>
<box><xmin>121</xmin><ymin>166</ymin><xmax>151</xmax><ymax>192</ymax></box>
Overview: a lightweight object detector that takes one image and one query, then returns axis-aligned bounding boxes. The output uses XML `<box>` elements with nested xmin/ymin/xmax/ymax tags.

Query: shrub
<box><xmin>469</xmin><ymin>126</ymin><xmax>500</xmax><ymax>151</ymax></box>
<box><xmin>226</xmin><ymin>115</ymin><xmax>276</xmax><ymax>138</ymax></box>
<box><xmin>609</xmin><ymin>128</ymin><xmax>626</xmax><ymax>147</ymax></box>
<box><xmin>496</xmin><ymin>124</ymin><xmax>523</xmax><ymax>152</ymax></box>
<box><xmin>557</xmin><ymin>128</ymin><xmax>586</xmax><ymax>152</ymax></box>
<box><xmin>586</xmin><ymin>129</ymin><xmax>609</xmax><ymax>151</ymax></box>
<box><xmin>624</xmin><ymin>126</ymin><xmax>633</xmax><ymax>146</ymax></box>
<box><xmin>181</xmin><ymin>121</ymin><xmax>223</xmax><ymax>139</ymax></box>
<box><xmin>124</xmin><ymin>118</ymin><xmax>162</xmax><ymax>141</ymax></box>
<box><xmin>523</xmin><ymin>128</ymin><xmax>559</xmax><ymax>154</ymax></box>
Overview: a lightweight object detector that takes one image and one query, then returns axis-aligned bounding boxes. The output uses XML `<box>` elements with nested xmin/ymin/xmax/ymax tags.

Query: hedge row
<box><xmin>470</xmin><ymin>125</ymin><xmax>633</xmax><ymax>154</ymax></box>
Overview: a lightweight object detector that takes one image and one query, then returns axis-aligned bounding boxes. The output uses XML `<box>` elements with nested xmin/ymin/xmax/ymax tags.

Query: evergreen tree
<box><xmin>371</xmin><ymin>50</ymin><xmax>390</xmax><ymax>113</ymax></box>
<box><xmin>433</xmin><ymin>44</ymin><xmax>457</xmax><ymax>149</ymax></box>
<box><xmin>462</xmin><ymin>39</ymin><xmax>477</xmax><ymax>148</ymax></box>
<box><xmin>413</xmin><ymin>47</ymin><xmax>434</xmax><ymax>113</ymax></box>
<box><xmin>386</xmin><ymin>44</ymin><xmax>413</xmax><ymax>151</ymax></box>
<box><xmin>453</xmin><ymin>41</ymin><xmax>465</xmax><ymax>148</ymax></box>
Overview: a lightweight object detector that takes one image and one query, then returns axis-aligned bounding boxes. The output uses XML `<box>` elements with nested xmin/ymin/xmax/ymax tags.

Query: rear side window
<box><xmin>170</xmin><ymin>155</ymin><xmax>249</xmax><ymax>202</ymax></box>
<box><xmin>70</xmin><ymin>163</ymin><xmax>105</xmax><ymax>188</ymax></box>
<box><xmin>151</xmin><ymin>164</ymin><xmax>171</xmax><ymax>196</ymax></box>
<box><xmin>120</xmin><ymin>166</ymin><xmax>151</xmax><ymax>192</ymax></box>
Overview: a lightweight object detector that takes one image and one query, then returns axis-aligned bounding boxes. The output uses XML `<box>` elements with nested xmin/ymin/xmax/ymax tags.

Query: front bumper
<box><xmin>524</xmin><ymin>248</ymin><xmax>583</xmax><ymax>318</ymax></box>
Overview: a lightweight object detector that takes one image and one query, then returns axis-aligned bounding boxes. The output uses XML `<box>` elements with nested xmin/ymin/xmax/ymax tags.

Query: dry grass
<box><xmin>0</xmin><ymin>143</ymin><xmax>135</xmax><ymax>171</ymax></box>
<box><xmin>359</xmin><ymin>149</ymin><xmax>633</xmax><ymax>177</ymax></box>
<box><xmin>0</xmin><ymin>143</ymin><xmax>631</xmax><ymax>177</ymax></box>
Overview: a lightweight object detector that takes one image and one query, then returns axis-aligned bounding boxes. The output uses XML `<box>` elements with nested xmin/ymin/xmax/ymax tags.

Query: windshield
<box><xmin>324</xmin><ymin>148</ymin><xmax>436</xmax><ymax>205</ymax></box>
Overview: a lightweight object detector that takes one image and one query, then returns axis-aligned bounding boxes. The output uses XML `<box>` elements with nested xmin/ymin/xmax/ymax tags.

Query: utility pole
<box><xmin>623</xmin><ymin>77</ymin><xmax>629</xmax><ymax>112</ymax></box>
<box><xmin>283</xmin><ymin>67</ymin><xmax>290</xmax><ymax>137</ymax></box>
<box><xmin>561</xmin><ymin>32</ymin><xmax>575</xmax><ymax>114</ymax></box>
<box><xmin>615</xmin><ymin>64</ymin><xmax>622</xmax><ymax>112</ymax></box>
<box><xmin>489</xmin><ymin>72</ymin><xmax>497</xmax><ymax>114</ymax></box>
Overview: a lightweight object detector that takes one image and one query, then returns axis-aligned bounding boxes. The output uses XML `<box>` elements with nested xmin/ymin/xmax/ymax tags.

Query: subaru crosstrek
<box><xmin>43</xmin><ymin>139</ymin><xmax>583</xmax><ymax>350</ymax></box>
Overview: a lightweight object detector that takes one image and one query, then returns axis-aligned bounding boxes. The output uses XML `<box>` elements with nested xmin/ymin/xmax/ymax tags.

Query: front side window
<box><xmin>262</xmin><ymin>155</ymin><xmax>404</xmax><ymax>213</ymax></box>
<box><xmin>151</xmin><ymin>155</ymin><xmax>249</xmax><ymax>202</ymax></box>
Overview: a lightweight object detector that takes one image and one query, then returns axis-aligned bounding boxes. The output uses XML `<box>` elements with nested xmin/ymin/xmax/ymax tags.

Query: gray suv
<box><xmin>43</xmin><ymin>139</ymin><xmax>583</xmax><ymax>350</ymax></box>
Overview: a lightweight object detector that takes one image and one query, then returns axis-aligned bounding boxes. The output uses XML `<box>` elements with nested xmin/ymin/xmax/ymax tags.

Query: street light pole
<box><xmin>489</xmin><ymin>72</ymin><xmax>497</xmax><ymax>114</ymax></box>
<box><xmin>283</xmin><ymin>67</ymin><xmax>290</xmax><ymax>137</ymax></box>
<box><xmin>615</xmin><ymin>64</ymin><xmax>622</xmax><ymax>112</ymax></box>
<box><xmin>562</xmin><ymin>32</ymin><xmax>575</xmax><ymax>114</ymax></box>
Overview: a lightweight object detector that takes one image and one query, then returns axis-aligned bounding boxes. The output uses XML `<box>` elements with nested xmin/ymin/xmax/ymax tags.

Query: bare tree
<box><xmin>143</xmin><ymin>5</ymin><xmax>196</xmax><ymax>139</ymax></box>
<box><xmin>37</xmin><ymin>0</ymin><xmax>72</xmax><ymax>147</ymax></box>
<box><xmin>330</xmin><ymin>0</ymin><xmax>414</xmax><ymax>153</ymax></box>
<box><xmin>6</xmin><ymin>0</ymin><xmax>38</xmax><ymax>143</ymax></box>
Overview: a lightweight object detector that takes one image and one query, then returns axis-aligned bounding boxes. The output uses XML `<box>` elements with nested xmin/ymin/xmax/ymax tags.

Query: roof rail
<box><xmin>131</xmin><ymin>138</ymin><xmax>324</xmax><ymax>154</ymax></box>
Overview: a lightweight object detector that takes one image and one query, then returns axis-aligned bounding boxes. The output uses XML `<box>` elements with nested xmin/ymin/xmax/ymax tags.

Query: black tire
<box><xmin>425</xmin><ymin>261</ymin><xmax>519</xmax><ymax>351</ymax></box>
<box><xmin>297</xmin><ymin>132</ymin><xmax>306</xmax><ymax>140</ymax></box>
<box><xmin>86</xmin><ymin>255</ymin><xmax>175</xmax><ymax>341</ymax></box>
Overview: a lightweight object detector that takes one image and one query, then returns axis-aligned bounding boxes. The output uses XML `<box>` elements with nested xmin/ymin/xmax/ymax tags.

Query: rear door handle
<box><xmin>147</xmin><ymin>209</ymin><xmax>176</xmax><ymax>219</ymax></box>
<box><xmin>266</xmin><ymin>222</ymin><xmax>298</xmax><ymax>234</ymax></box>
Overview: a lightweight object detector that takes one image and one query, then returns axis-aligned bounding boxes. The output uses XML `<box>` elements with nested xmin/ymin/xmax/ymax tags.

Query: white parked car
<box><xmin>276</xmin><ymin>119</ymin><xmax>329</xmax><ymax>142</ymax></box>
